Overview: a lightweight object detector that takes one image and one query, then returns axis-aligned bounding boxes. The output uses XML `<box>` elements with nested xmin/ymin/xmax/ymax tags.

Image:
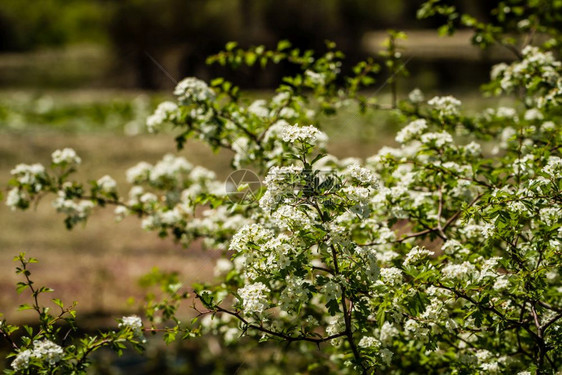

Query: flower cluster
<box><xmin>6</xmin><ymin>163</ymin><xmax>47</xmax><ymax>210</ymax></box>
<box><xmin>96</xmin><ymin>175</ymin><xmax>117</xmax><ymax>194</ymax></box>
<box><xmin>11</xmin><ymin>340</ymin><xmax>64</xmax><ymax>371</ymax></box>
<box><xmin>52</xmin><ymin>148</ymin><xmax>81</xmax><ymax>166</ymax></box>
<box><xmin>119</xmin><ymin>315</ymin><xmax>146</xmax><ymax>343</ymax></box>
<box><xmin>146</xmin><ymin>101</ymin><xmax>179</xmax><ymax>133</ymax></box>
<box><xmin>395</xmin><ymin>119</ymin><xmax>428</xmax><ymax>143</ymax></box>
<box><xmin>173</xmin><ymin>77</ymin><xmax>216</xmax><ymax>105</ymax></box>
<box><xmin>238</xmin><ymin>282</ymin><xmax>270</xmax><ymax>315</ymax></box>
<box><xmin>280</xmin><ymin>124</ymin><xmax>328</xmax><ymax>148</ymax></box>
<box><xmin>427</xmin><ymin>95</ymin><xmax>462</xmax><ymax>117</ymax></box>
<box><xmin>52</xmin><ymin>191</ymin><xmax>95</xmax><ymax>225</ymax></box>
<box><xmin>10</xmin><ymin>163</ymin><xmax>46</xmax><ymax>186</ymax></box>
<box><xmin>490</xmin><ymin>45</ymin><xmax>562</xmax><ymax>107</ymax></box>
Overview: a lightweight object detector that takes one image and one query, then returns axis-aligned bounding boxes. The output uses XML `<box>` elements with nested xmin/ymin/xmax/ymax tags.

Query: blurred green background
<box><xmin>0</xmin><ymin>0</ymin><xmax>503</xmax><ymax>90</ymax></box>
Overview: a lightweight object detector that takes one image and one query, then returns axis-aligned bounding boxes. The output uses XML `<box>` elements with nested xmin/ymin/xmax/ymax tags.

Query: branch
<box><xmin>541</xmin><ymin>312</ymin><xmax>562</xmax><ymax>332</ymax></box>
<box><xmin>329</xmin><ymin>245</ymin><xmax>367</xmax><ymax>374</ymax></box>
<box><xmin>197</xmin><ymin>296</ymin><xmax>345</xmax><ymax>344</ymax></box>
<box><xmin>358</xmin><ymin>193</ymin><xmax>483</xmax><ymax>247</ymax></box>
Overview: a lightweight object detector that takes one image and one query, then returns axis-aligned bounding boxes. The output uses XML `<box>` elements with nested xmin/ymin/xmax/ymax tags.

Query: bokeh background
<box><xmin>0</xmin><ymin>1</ymin><xmax>512</xmax><ymax>373</ymax></box>
<box><xmin>0</xmin><ymin>0</ymin><xmax>510</xmax><ymax>90</ymax></box>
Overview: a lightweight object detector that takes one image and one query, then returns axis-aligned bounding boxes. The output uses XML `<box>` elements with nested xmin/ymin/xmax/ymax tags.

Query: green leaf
<box><xmin>16</xmin><ymin>282</ymin><xmax>28</xmax><ymax>293</ymax></box>
<box><xmin>326</xmin><ymin>299</ymin><xmax>340</xmax><ymax>316</ymax></box>
<box><xmin>18</xmin><ymin>304</ymin><xmax>33</xmax><ymax>311</ymax></box>
<box><xmin>211</xmin><ymin>77</ymin><xmax>224</xmax><ymax>87</ymax></box>
<box><xmin>225</xmin><ymin>41</ymin><xmax>238</xmax><ymax>51</ymax></box>
<box><xmin>245</xmin><ymin>52</ymin><xmax>257</xmax><ymax>66</ymax></box>
<box><xmin>277</xmin><ymin>40</ymin><xmax>291</xmax><ymax>51</ymax></box>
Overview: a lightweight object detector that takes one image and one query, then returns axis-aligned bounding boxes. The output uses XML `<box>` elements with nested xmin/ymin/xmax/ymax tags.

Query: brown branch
<box><xmin>0</xmin><ymin>327</ymin><xmax>18</xmax><ymax>351</ymax></box>
<box><xmin>208</xmin><ymin>302</ymin><xmax>346</xmax><ymax>344</ymax></box>
<box><xmin>329</xmin><ymin>244</ymin><xmax>367</xmax><ymax>374</ymax></box>
<box><xmin>541</xmin><ymin>312</ymin><xmax>562</xmax><ymax>332</ymax></box>
<box><xmin>75</xmin><ymin>338</ymin><xmax>114</xmax><ymax>370</ymax></box>
<box><xmin>359</xmin><ymin>193</ymin><xmax>483</xmax><ymax>247</ymax></box>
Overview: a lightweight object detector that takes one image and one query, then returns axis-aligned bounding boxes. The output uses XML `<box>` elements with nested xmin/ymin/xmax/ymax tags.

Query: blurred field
<box><xmin>0</xmin><ymin>45</ymin><xmax>110</xmax><ymax>88</ymax></box>
<box><xmin>0</xmin><ymin>132</ymin><xmax>228</xmax><ymax>323</ymax></box>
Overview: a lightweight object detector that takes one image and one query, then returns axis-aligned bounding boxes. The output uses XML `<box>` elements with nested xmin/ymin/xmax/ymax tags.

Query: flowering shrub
<box><xmin>3</xmin><ymin>3</ymin><xmax>562</xmax><ymax>374</ymax></box>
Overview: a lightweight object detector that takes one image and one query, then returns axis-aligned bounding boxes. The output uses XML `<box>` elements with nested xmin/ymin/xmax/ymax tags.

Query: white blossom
<box><xmin>238</xmin><ymin>282</ymin><xmax>270</xmax><ymax>314</ymax></box>
<box><xmin>263</xmin><ymin>165</ymin><xmax>303</xmax><ymax>196</ymax></box>
<box><xmin>114</xmin><ymin>205</ymin><xmax>128</xmax><ymax>221</ymax></box>
<box><xmin>214</xmin><ymin>258</ymin><xmax>233</xmax><ymax>277</ymax></box>
<box><xmin>174</xmin><ymin>77</ymin><xmax>215</xmax><ymax>104</ymax></box>
<box><xmin>358</xmin><ymin>336</ymin><xmax>380</xmax><ymax>349</ymax></box>
<box><xmin>524</xmin><ymin>108</ymin><xmax>544</xmax><ymax>121</ymax></box>
<box><xmin>326</xmin><ymin>316</ymin><xmax>344</xmax><ymax>337</ymax></box>
<box><xmin>379</xmin><ymin>267</ymin><xmax>403</xmax><ymax>286</ymax></box>
<box><xmin>5</xmin><ymin>188</ymin><xmax>25</xmax><ymax>210</ymax></box>
<box><xmin>403</xmin><ymin>246</ymin><xmax>434</xmax><ymax>266</ymax></box>
<box><xmin>52</xmin><ymin>192</ymin><xmax>94</xmax><ymax>220</ymax></box>
<box><xmin>442</xmin><ymin>262</ymin><xmax>477</xmax><ymax>281</ymax></box>
<box><xmin>272</xmin><ymin>204</ymin><xmax>315</xmax><ymax>231</ymax></box>
<box><xmin>420</xmin><ymin>131</ymin><xmax>453</xmax><ymax>147</ymax></box>
<box><xmin>508</xmin><ymin>201</ymin><xmax>529</xmax><ymax>215</ymax></box>
<box><xmin>146</xmin><ymin>101</ymin><xmax>178</xmax><ymax>132</ymax></box>
<box><xmin>280</xmin><ymin>124</ymin><xmax>328</xmax><ymax>147</ymax></box>
<box><xmin>248</xmin><ymin>100</ymin><xmax>270</xmax><ymax>118</ymax></box>
<box><xmin>119</xmin><ymin>315</ymin><xmax>146</xmax><ymax>343</ymax></box>
<box><xmin>32</xmin><ymin>340</ymin><xmax>64</xmax><ymax>366</ymax></box>
<box><xmin>11</xmin><ymin>349</ymin><xmax>32</xmax><ymax>371</ymax></box>
<box><xmin>150</xmin><ymin>154</ymin><xmax>192</xmax><ymax>184</ymax></box>
<box><xmin>346</xmin><ymin>163</ymin><xmax>378</xmax><ymax>186</ymax></box>
<box><xmin>463</xmin><ymin>223</ymin><xmax>495</xmax><ymax>240</ymax></box>
<box><xmin>280</xmin><ymin>277</ymin><xmax>311</xmax><ymax>312</ymax></box>
<box><xmin>421</xmin><ymin>298</ymin><xmax>446</xmax><ymax>320</ymax></box>
<box><xmin>52</xmin><ymin>148</ymin><xmax>81</xmax><ymax>166</ymax></box>
<box><xmin>464</xmin><ymin>141</ymin><xmax>481</xmax><ymax>157</ymax></box>
<box><xmin>491</xmin><ymin>63</ymin><xmax>508</xmax><ymax>80</ymax></box>
<box><xmin>543</xmin><ymin>156</ymin><xmax>562</xmax><ymax>177</ymax></box>
<box><xmin>404</xmin><ymin>319</ymin><xmax>428</xmax><ymax>340</ymax></box>
<box><xmin>493</xmin><ymin>276</ymin><xmax>510</xmax><ymax>291</ymax></box>
<box><xmin>10</xmin><ymin>163</ymin><xmax>46</xmax><ymax>187</ymax></box>
<box><xmin>341</xmin><ymin>186</ymin><xmax>373</xmax><ymax>203</ymax></box>
<box><xmin>541</xmin><ymin>121</ymin><xmax>556</xmax><ymax>132</ymax></box>
<box><xmin>395</xmin><ymin>119</ymin><xmax>428</xmax><ymax>143</ymax></box>
<box><xmin>495</xmin><ymin>107</ymin><xmax>517</xmax><ymax>119</ymax></box>
<box><xmin>379</xmin><ymin>322</ymin><xmax>398</xmax><ymax>346</ymax></box>
<box><xmin>428</xmin><ymin>96</ymin><xmax>461</xmax><ymax>116</ymax></box>
<box><xmin>189</xmin><ymin>166</ymin><xmax>215</xmax><ymax>181</ymax></box>
<box><xmin>408</xmin><ymin>88</ymin><xmax>424</xmax><ymax>103</ymax></box>
<box><xmin>539</xmin><ymin>206</ymin><xmax>560</xmax><ymax>226</ymax></box>
<box><xmin>323</xmin><ymin>280</ymin><xmax>341</xmax><ymax>302</ymax></box>
<box><xmin>229</xmin><ymin>224</ymin><xmax>274</xmax><ymax>252</ymax></box>
<box><xmin>305</xmin><ymin>70</ymin><xmax>326</xmax><ymax>85</ymax></box>
<box><xmin>126</xmin><ymin>161</ymin><xmax>152</xmax><ymax>183</ymax></box>
<box><xmin>380</xmin><ymin>348</ymin><xmax>393</xmax><ymax>365</ymax></box>
<box><xmin>97</xmin><ymin>175</ymin><xmax>117</xmax><ymax>193</ymax></box>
